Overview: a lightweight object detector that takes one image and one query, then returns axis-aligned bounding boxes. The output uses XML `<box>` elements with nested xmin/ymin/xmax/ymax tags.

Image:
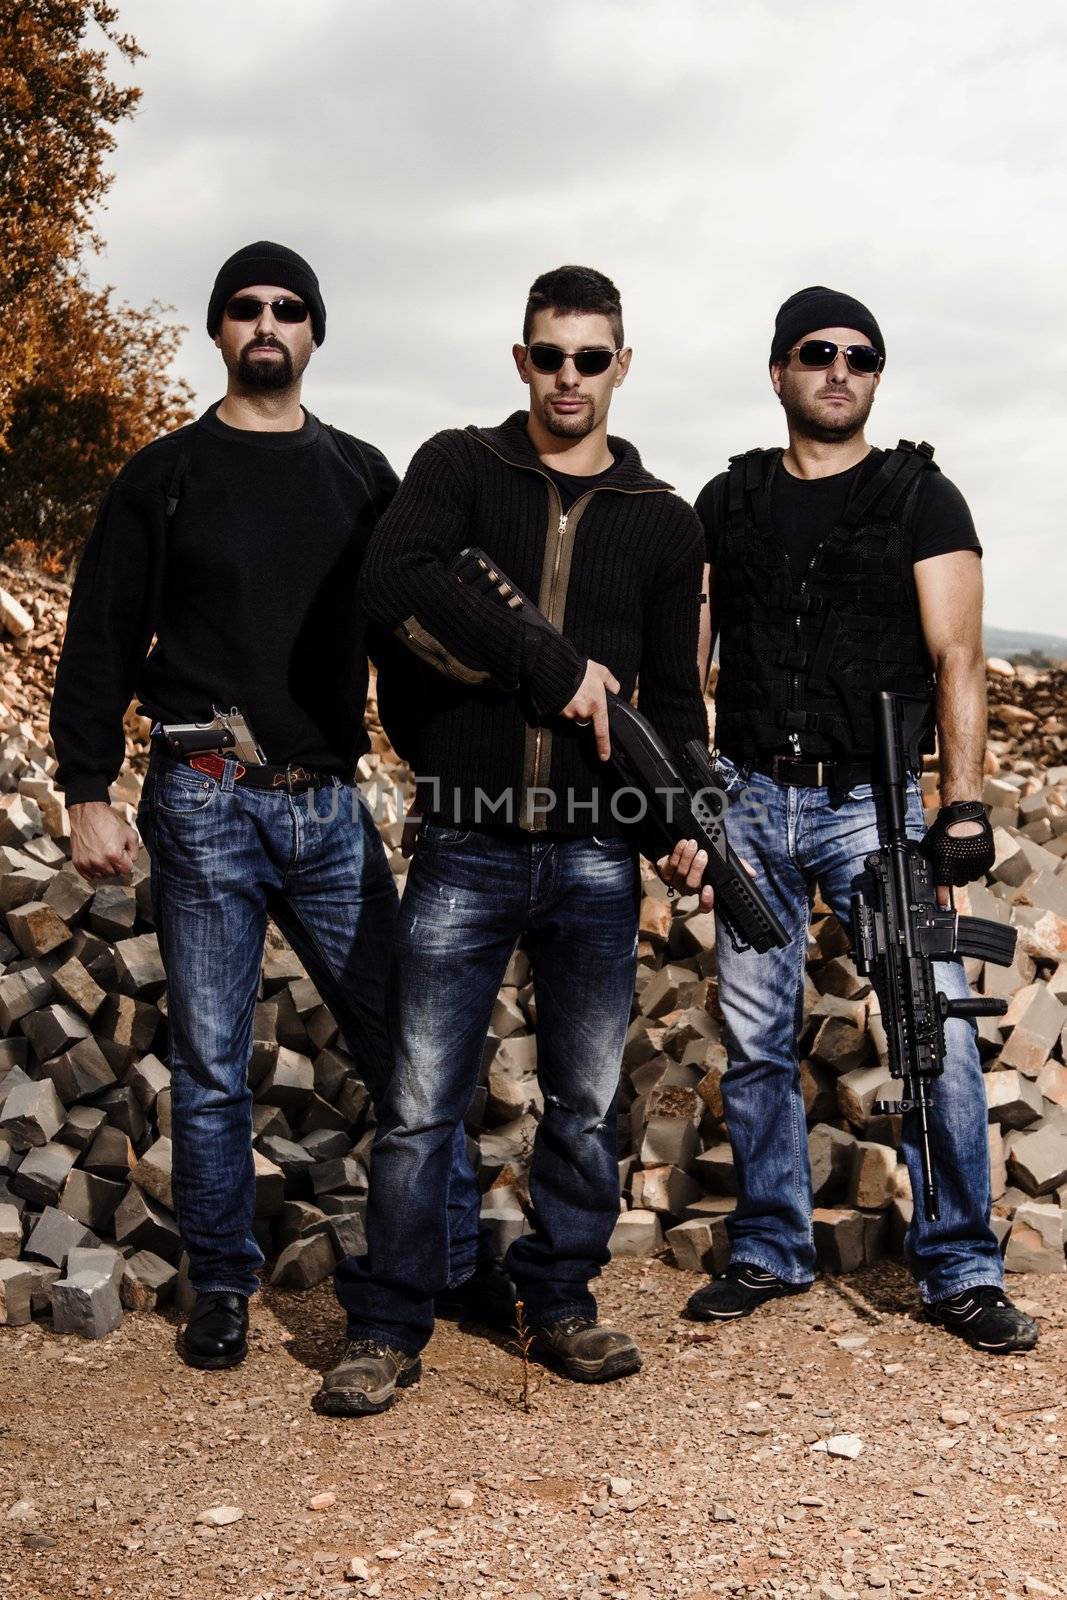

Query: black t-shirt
<box><xmin>544</xmin><ymin>460</ymin><xmax>618</xmax><ymax>510</ymax></box>
<box><xmin>695</xmin><ymin>448</ymin><xmax>982</xmax><ymax>573</ymax></box>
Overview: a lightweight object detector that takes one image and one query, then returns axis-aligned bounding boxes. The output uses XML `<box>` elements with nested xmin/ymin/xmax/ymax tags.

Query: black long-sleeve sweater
<box><xmin>50</xmin><ymin>405</ymin><xmax>398</xmax><ymax>804</ymax></box>
<box><xmin>360</xmin><ymin>412</ymin><xmax>708</xmax><ymax>837</ymax></box>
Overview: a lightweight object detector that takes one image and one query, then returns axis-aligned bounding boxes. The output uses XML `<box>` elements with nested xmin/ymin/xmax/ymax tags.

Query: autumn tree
<box><xmin>0</xmin><ymin>1</ymin><xmax>193</xmax><ymax>565</ymax></box>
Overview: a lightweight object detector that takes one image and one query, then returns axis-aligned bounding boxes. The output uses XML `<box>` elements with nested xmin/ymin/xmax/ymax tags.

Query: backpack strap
<box><xmin>164</xmin><ymin>424</ymin><xmax>198</xmax><ymax>522</ymax></box>
<box><xmin>839</xmin><ymin>439</ymin><xmax>936</xmax><ymax>529</ymax></box>
<box><xmin>726</xmin><ymin>447</ymin><xmax>778</xmax><ymax>534</ymax></box>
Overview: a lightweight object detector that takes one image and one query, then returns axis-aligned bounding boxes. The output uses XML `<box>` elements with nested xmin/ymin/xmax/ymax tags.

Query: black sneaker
<box><xmin>435</xmin><ymin>1260</ymin><xmax>517</xmax><ymax>1329</ymax></box>
<box><xmin>926</xmin><ymin>1286</ymin><xmax>1039</xmax><ymax>1353</ymax></box>
<box><xmin>533</xmin><ymin>1316</ymin><xmax>642</xmax><ymax>1383</ymax></box>
<box><xmin>312</xmin><ymin>1338</ymin><xmax>422</xmax><ymax>1416</ymax></box>
<box><xmin>684</xmin><ymin>1262</ymin><xmax>811</xmax><ymax>1322</ymax></box>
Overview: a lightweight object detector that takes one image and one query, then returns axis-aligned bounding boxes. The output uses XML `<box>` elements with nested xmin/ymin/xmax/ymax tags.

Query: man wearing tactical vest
<box><xmin>688</xmin><ymin>285</ymin><xmax>1038</xmax><ymax>1353</ymax></box>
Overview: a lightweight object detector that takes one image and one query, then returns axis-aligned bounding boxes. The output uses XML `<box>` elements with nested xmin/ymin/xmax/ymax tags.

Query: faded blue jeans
<box><xmin>335</xmin><ymin>823</ymin><xmax>640</xmax><ymax>1352</ymax></box>
<box><xmin>713</xmin><ymin>758</ymin><xmax>1003</xmax><ymax>1304</ymax></box>
<box><xmin>137</xmin><ymin>753</ymin><xmax>479</xmax><ymax>1298</ymax></box>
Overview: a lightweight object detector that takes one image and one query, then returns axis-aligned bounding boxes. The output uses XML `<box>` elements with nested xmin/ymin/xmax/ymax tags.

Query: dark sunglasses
<box><xmin>225</xmin><ymin>295</ymin><xmax>309</xmax><ymax>324</ymax></box>
<box><xmin>526</xmin><ymin>343</ymin><xmax>620</xmax><ymax>377</ymax></box>
<box><xmin>788</xmin><ymin>339</ymin><xmax>884</xmax><ymax>375</ymax></box>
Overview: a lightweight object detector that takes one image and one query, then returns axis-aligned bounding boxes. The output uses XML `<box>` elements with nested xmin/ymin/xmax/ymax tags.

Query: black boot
<box><xmin>180</xmin><ymin>1291</ymin><xmax>249</xmax><ymax>1370</ymax></box>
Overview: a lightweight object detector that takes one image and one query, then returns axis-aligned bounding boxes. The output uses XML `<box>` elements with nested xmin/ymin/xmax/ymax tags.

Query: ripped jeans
<box><xmin>334</xmin><ymin>823</ymin><xmax>639</xmax><ymax>1351</ymax></box>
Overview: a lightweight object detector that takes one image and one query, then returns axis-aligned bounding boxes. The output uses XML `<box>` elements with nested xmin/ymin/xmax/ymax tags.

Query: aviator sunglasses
<box><xmin>225</xmin><ymin>295</ymin><xmax>310</xmax><ymax>324</ymax></box>
<box><xmin>787</xmin><ymin>339</ymin><xmax>884</xmax><ymax>375</ymax></box>
<box><xmin>526</xmin><ymin>343</ymin><xmax>621</xmax><ymax>377</ymax></box>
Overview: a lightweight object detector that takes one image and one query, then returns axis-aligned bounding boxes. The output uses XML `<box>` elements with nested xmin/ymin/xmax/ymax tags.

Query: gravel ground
<box><xmin>1</xmin><ymin>1261</ymin><xmax>1065</xmax><ymax>1600</ymax></box>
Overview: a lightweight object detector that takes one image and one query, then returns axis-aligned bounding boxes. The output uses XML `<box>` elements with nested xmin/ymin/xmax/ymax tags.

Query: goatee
<box><xmin>237</xmin><ymin>340</ymin><xmax>295</xmax><ymax>391</ymax></box>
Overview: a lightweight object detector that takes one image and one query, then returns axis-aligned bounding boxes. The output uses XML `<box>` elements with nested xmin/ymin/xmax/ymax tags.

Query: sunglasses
<box><xmin>526</xmin><ymin>343</ymin><xmax>620</xmax><ymax>377</ymax></box>
<box><xmin>787</xmin><ymin>340</ymin><xmax>884</xmax><ymax>375</ymax></box>
<box><xmin>225</xmin><ymin>296</ymin><xmax>309</xmax><ymax>324</ymax></box>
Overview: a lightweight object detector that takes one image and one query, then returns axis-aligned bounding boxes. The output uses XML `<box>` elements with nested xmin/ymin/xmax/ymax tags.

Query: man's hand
<box><xmin>561</xmin><ymin>660</ymin><xmax>620</xmax><ymax>761</ymax></box>
<box><xmin>69</xmin><ymin>801</ymin><xmax>140</xmax><ymax>883</ymax></box>
<box><xmin>655</xmin><ymin>838</ymin><xmax>759</xmax><ymax>913</ymax></box>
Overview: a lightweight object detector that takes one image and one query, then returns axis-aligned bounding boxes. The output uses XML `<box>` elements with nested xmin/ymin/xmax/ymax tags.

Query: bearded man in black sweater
<box><xmin>318</xmin><ymin>265</ymin><xmax>711</xmax><ymax>1417</ymax></box>
<box><xmin>50</xmin><ymin>241</ymin><xmax>480</xmax><ymax>1372</ymax></box>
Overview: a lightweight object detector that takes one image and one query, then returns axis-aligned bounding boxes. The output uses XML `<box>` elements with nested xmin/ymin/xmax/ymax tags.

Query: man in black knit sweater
<box><xmin>50</xmin><ymin>241</ymin><xmax>480</xmax><ymax>1372</ymax></box>
<box><xmin>319</xmin><ymin>265</ymin><xmax>710</xmax><ymax>1416</ymax></box>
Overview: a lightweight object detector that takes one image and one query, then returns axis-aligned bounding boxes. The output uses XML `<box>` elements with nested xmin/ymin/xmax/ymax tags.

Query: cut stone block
<box><xmin>665</xmin><ymin>1215</ymin><xmax>730</xmax><ymax>1275</ymax></box>
<box><xmin>253</xmin><ymin>1149</ymin><xmax>286</xmax><ymax>1217</ymax></box>
<box><xmin>1006</xmin><ymin>1126</ymin><xmax>1067</xmax><ymax>1197</ymax></box>
<box><xmin>302</xmin><ymin>1088</ymin><xmax>357</xmax><ymax>1135</ymax></box>
<box><xmin>692</xmin><ymin>1141</ymin><xmax>736</xmax><ymax>1195</ymax></box>
<box><xmin>314</xmin><ymin>1208</ymin><xmax>367</xmax><ymax>1261</ymax></box>
<box><xmin>631</xmin><ymin>1164</ymin><xmax>704</xmax><ymax>1216</ymax></box>
<box><xmin>83</xmin><ymin>1122</ymin><xmax>135</xmax><ymax>1183</ymax></box>
<box><xmin>113</xmin><ymin>932</ymin><xmax>166</xmax><ymax>998</ymax></box>
<box><xmin>640</xmin><ymin>963</ymin><xmax>701</xmax><ymax>1020</ymax></box>
<box><xmin>609</xmin><ymin>1207</ymin><xmax>663</xmax><ymax>1258</ymax></box>
<box><xmin>985</xmin><ymin>1069</ymin><xmax>1044</xmax><ymax>1130</ymax></box>
<box><xmin>633</xmin><ymin>1084</ymin><xmax>702</xmax><ymax>1167</ymax></box>
<box><xmin>276</xmin><ymin>1199</ymin><xmax>326</xmax><ymax>1249</ymax></box>
<box><xmin>0</xmin><ymin>1077</ymin><xmax>65</xmax><ymax>1148</ymax></box>
<box><xmin>0</xmin><ymin>967</ymin><xmax>53</xmax><ymax>1032</ymax></box>
<box><xmin>21</xmin><ymin>1002</ymin><xmax>91</xmax><ymax>1064</ymax></box>
<box><xmin>113</xmin><ymin>1186</ymin><xmax>180</xmax><ymax>1260</ymax></box>
<box><xmin>124</xmin><ymin>1053</ymin><xmax>170</xmax><ymax>1111</ymax></box>
<box><xmin>1013</xmin><ymin>906</ymin><xmax>1067</xmax><ymax>965</ymax></box>
<box><xmin>87</xmin><ymin>884</ymin><xmax>137</xmax><ymax>940</ymax></box>
<box><xmin>120</xmin><ymin>1250</ymin><xmax>177</xmax><ymax>1312</ymax></box>
<box><xmin>11</xmin><ymin>1139</ymin><xmax>78</xmax><ymax>1206</ymax></box>
<box><xmin>50</xmin><ymin>1267</ymin><xmax>123</xmax><ymax>1338</ymax></box>
<box><xmin>813</xmin><ymin>1207</ymin><xmax>886</xmax><ymax>1273</ymax></box>
<box><xmin>24</xmin><ymin>1205</ymin><xmax>99</xmax><ymax>1268</ymax></box>
<box><xmin>999</xmin><ymin>984</ymin><xmax>1067</xmax><ymax>1077</ymax></box>
<box><xmin>0</xmin><ymin>792</ymin><xmax>43</xmax><ymax>846</ymax></box>
<box><xmin>846</xmin><ymin>1141</ymin><xmax>898</xmax><ymax>1210</ymax></box>
<box><xmin>5</xmin><ymin>899</ymin><xmax>71</xmax><ymax>959</ymax></box>
<box><xmin>810</xmin><ymin>1014</ymin><xmax>872</xmax><ymax>1075</ymax></box>
<box><xmin>0</xmin><ymin>1258</ymin><xmax>36</xmax><ymax>1325</ymax></box>
<box><xmin>479</xmin><ymin>1186</ymin><xmax>530</xmax><ymax>1257</ymax></box>
<box><xmin>312</xmin><ymin>1046</ymin><xmax>350</xmax><ymax>1105</ymax></box>
<box><xmin>1003</xmin><ymin>1202</ymin><xmax>1066</xmax><ymax>1274</ymax></box>
<box><xmin>0</xmin><ymin>860</ymin><xmax>58</xmax><ymax>914</ymax></box>
<box><xmin>809</xmin><ymin>1123</ymin><xmax>856</xmax><ymax>1204</ymax></box>
<box><xmin>58</xmin><ymin>1168</ymin><xmax>125</xmax><ymax>1231</ymax></box>
<box><xmin>309</xmin><ymin>1154</ymin><xmax>366</xmax><ymax>1198</ymax></box>
<box><xmin>94</xmin><ymin>993</ymin><xmax>160</xmax><ymax>1068</ymax></box>
<box><xmin>257</xmin><ymin>1047</ymin><xmax>315</xmax><ymax>1114</ymax></box>
<box><xmin>299</xmin><ymin>1128</ymin><xmax>352</xmax><ymax>1164</ymax></box>
<box><xmin>0</xmin><ymin>1201</ymin><xmax>23</xmax><ymax>1259</ymax></box>
<box><xmin>799</xmin><ymin>1057</ymin><xmax>838</xmax><ymax>1122</ymax></box>
<box><xmin>269</xmin><ymin>1230</ymin><xmax>337</xmax><ymax>1290</ymax></box>
<box><xmin>42</xmin><ymin>866</ymin><xmax>94</xmax><ymax>924</ymax></box>
<box><xmin>989</xmin><ymin>1122</ymin><xmax>1007</xmax><ymax>1202</ymax></box>
<box><xmin>837</xmin><ymin>1065</ymin><xmax>892</xmax><ymax>1127</ymax></box>
<box><xmin>67</xmin><ymin>1245</ymin><xmax>124</xmax><ymax>1290</ymax></box>
<box><xmin>50</xmin><ymin>957</ymin><xmax>107</xmax><ymax>1021</ymax></box>
<box><xmin>1037</xmin><ymin>1059</ymin><xmax>1067</xmax><ymax>1108</ymax></box>
<box><xmin>130</xmin><ymin>1136</ymin><xmax>173</xmax><ymax>1210</ymax></box>
<box><xmin>42</xmin><ymin>1036</ymin><xmax>116</xmax><ymax>1105</ymax></box>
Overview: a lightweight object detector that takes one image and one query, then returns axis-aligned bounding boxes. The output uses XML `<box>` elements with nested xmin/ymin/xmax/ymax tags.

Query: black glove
<box><xmin>920</xmin><ymin>800</ymin><xmax>995</xmax><ymax>886</ymax></box>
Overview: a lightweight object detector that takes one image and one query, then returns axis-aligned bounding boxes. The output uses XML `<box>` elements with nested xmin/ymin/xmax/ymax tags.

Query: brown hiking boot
<box><xmin>313</xmin><ymin>1338</ymin><xmax>422</xmax><ymax>1416</ymax></box>
<box><xmin>533</xmin><ymin>1316</ymin><xmax>642</xmax><ymax>1383</ymax></box>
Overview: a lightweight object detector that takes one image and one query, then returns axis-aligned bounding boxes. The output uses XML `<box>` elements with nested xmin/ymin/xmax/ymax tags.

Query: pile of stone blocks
<box><xmin>0</xmin><ymin>563</ymin><xmax>1065</xmax><ymax>1339</ymax></box>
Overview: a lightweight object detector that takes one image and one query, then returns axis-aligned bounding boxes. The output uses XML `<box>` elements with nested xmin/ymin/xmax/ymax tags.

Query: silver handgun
<box><xmin>159</xmin><ymin>705</ymin><xmax>267</xmax><ymax>766</ymax></box>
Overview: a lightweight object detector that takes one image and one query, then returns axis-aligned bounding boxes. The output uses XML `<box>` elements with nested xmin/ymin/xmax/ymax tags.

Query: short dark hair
<box><xmin>522</xmin><ymin>264</ymin><xmax>624</xmax><ymax>348</ymax></box>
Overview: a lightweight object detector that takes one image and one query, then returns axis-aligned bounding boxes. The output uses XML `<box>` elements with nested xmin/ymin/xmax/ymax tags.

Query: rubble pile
<box><xmin>0</xmin><ymin>572</ymin><xmax>1065</xmax><ymax>1340</ymax></box>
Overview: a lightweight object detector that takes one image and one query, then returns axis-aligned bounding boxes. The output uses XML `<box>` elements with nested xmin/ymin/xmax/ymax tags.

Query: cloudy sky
<box><xmin>93</xmin><ymin>0</ymin><xmax>1065</xmax><ymax>633</ymax></box>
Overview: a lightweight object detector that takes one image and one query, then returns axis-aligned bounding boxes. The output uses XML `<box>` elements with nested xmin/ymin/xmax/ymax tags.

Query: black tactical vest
<box><xmin>715</xmin><ymin>441</ymin><xmax>938</xmax><ymax>763</ymax></box>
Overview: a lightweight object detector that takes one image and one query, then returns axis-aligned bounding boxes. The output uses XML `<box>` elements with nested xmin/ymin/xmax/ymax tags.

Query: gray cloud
<box><xmin>92</xmin><ymin>0</ymin><xmax>1066</xmax><ymax>629</ymax></box>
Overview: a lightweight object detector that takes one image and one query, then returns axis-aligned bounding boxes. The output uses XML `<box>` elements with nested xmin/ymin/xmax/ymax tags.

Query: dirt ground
<box><xmin>1</xmin><ymin>1260</ymin><xmax>1065</xmax><ymax>1600</ymax></box>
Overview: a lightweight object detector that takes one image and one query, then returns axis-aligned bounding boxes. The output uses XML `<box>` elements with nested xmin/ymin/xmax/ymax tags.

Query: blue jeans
<box><xmin>713</xmin><ymin>759</ymin><xmax>1003</xmax><ymax>1304</ymax></box>
<box><xmin>334</xmin><ymin>824</ymin><xmax>640</xmax><ymax>1353</ymax></box>
<box><xmin>137</xmin><ymin>753</ymin><xmax>480</xmax><ymax>1298</ymax></box>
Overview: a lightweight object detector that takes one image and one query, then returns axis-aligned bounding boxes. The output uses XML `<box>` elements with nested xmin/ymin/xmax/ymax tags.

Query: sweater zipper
<box><xmin>469</xmin><ymin>433</ymin><xmax>665</xmax><ymax>832</ymax></box>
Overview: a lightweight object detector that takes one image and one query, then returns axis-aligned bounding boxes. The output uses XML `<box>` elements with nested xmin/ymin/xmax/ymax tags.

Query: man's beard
<box><xmin>540</xmin><ymin>398</ymin><xmax>596</xmax><ymax>439</ymax></box>
<box><xmin>784</xmin><ymin>385</ymin><xmax>876</xmax><ymax>444</ymax></box>
<box><xmin>236</xmin><ymin>338</ymin><xmax>297</xmax><ymax>391</ymax></box>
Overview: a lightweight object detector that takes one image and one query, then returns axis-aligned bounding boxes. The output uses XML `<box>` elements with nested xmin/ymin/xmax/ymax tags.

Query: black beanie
<box><xmin>207</xmin><ymin>240</ymin><xmax>326</xmax><ymax>345</ymax></box>
<box><xmin>770</xmin><ymin>285</ymin><xmax>883</xmax><ymax>366</ymax></box>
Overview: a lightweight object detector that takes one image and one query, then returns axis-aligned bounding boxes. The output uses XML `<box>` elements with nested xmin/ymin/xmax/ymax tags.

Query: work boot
<box><xmin>925</xmin><ymin>1286</ymin><xmax>1039</xmax><ymax>1353</ymax></box>
<box><xmin>313</xmin><ymin>1339</ymin><xmax>422</xmax><ymax>1416</ymax></box>
<box><xmin>435</xmin><ymin>1260</ymin><xmax>517</xmax><ymax>1329</ymax></box>
<box><xmin>684</xmin><ymin>1263</ymin><xmax>811</xmax><ymax>1322</ymax></box>
<box><xmin>533</xmin><ymin>1316</ymin><xmax>642</xmax><ymax>1383</ymax></box>
<box><xmin>179</xmin><ymin>1291</ymin><xmax>249</xmax><ymax>1370</ymax></box>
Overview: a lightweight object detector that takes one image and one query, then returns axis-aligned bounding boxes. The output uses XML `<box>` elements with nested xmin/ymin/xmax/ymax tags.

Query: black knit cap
<box><xmin>770</xmin><ymin>285</ymin><xmax>883</xmax><ymax>366</ymax></box>
<box><xmin>207</xmin><ymin>240</ymin><xmax>326</xmax><ymax>345</ymax></box>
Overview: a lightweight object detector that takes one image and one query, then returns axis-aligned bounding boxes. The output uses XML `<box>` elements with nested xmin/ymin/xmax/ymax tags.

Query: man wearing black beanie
<box><xmin>50</xmin><ymin>241</ymin><xmax>488</xmax><ymax>1371</ymax></box>
<box><xmin>688</xmin><ymin>287</ymin><xmax>1039</xmax><ymax>1353</ymax></box>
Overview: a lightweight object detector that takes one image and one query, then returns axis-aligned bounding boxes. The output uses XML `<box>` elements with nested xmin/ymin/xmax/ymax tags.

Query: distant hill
<box><xmin>984</xmin><ymin>626</ymin><xmax>1067</xmax><ymax>664</ymax></box>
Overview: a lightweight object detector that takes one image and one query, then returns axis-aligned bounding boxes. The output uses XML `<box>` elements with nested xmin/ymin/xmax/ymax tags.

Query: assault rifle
<box><xmin>850</xmin><ymin>692</ymin><xmax>1017</xmax><ymax>1220</ymax></box>
<box><xmin>451</xmin><ymin>547</ymin><xmax>788</xmax><ymax>955</ymax></box>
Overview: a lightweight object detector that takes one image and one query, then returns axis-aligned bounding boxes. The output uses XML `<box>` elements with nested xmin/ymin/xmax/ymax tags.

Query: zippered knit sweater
<box><xmin>360</xmin><ymin>411</ymin><xmax>708</xmax><ymax>837</ymax></box>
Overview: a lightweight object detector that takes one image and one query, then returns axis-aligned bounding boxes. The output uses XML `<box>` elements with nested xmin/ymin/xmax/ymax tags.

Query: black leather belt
<box><xmin>748</xmin><ymin>754</ymin><xmax>875</xmax><ymax>788</ymax></box>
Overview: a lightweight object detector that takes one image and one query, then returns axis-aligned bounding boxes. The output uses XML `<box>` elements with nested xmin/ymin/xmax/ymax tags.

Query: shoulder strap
<box><xmin>840</xmin><ymin>440</ymin><xmax>936</xmax><ymax>529</ymax></box>
<box><xmin>726</xmin><ymin>447</ymin><xmax>778</xmax><ymax>532</ymax></box>
<box><xmin>164</xmin><ymin>424</ymin><xmax>198</xmax><ymax>523</ymax></box>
